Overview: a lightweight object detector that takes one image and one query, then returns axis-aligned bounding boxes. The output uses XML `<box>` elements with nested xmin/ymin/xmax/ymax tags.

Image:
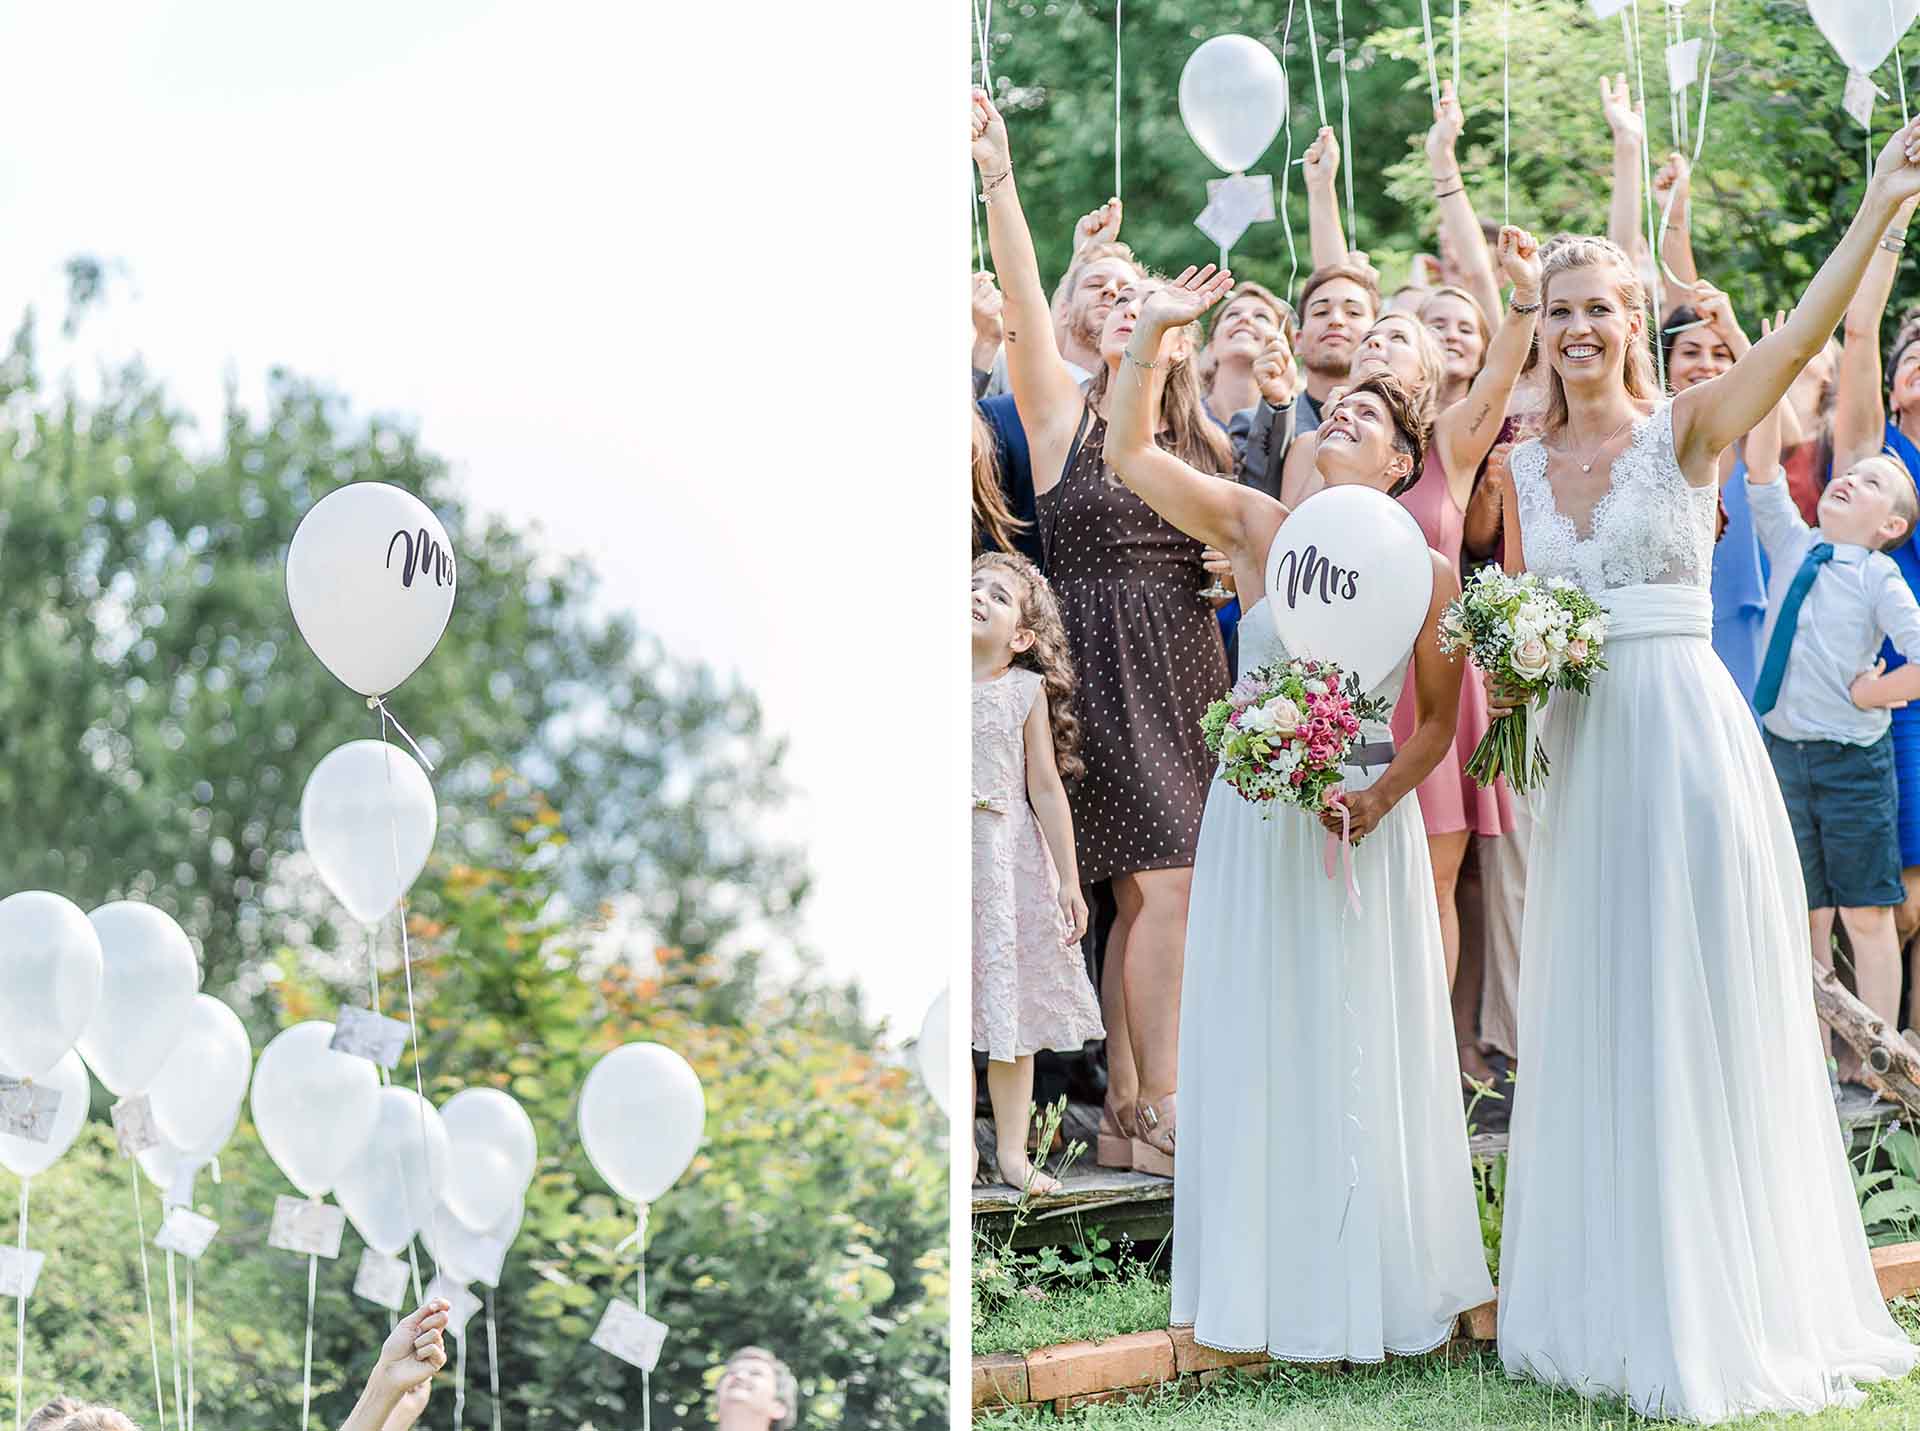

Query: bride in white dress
<box><xmin>1494</xmin><ymin>122</ymin><xmax>1920</xmax><ymax>1421</ymax></box>
<box><xmin>1106</xmin><ymin>260</ymin><xmax>1510</xmax><ymax>1361</ymax></box>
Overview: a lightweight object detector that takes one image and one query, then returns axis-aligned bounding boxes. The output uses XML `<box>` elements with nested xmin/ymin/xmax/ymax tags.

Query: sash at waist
<box><xmin>1597</xmin><ymin>584</ymin><xmax>1712</xmax><ymax>643</ymax></box>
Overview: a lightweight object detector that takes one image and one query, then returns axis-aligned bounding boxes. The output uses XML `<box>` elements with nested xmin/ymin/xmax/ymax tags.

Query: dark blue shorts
<box><xmin>1765</xmin><ymin>730</ymin><xmax>1905</xmax><ymax>910</ymax></box>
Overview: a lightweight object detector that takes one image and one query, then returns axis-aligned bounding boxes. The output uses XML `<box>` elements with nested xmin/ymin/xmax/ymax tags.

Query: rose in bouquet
<box><xmin>1199</xmin><ymin>656</ymin><xmax>1391</xmax><ymax>816</ymax></box>
<box><xmin>1437</xmin><ymin>568</ymin><xmax>1608</xmax><ymax>792</ymax></box>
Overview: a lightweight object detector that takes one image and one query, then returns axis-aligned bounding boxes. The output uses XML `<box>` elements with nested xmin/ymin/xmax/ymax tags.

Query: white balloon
<box><xmin>333</xmin><ymin>1088</ymin><xmax>452</xmax><ymax>1257</ymax></box>
<box><xmin>577</xmin><ymin>1043</ymin><xmax>705</xmax><ymax>1206</ymax></box>
<box><xmin>916</xmin><ymin>989</ymin><xmax>950</xmax><ymax>1116</ymax></box>
<box><xmin>0</xmin><ymin>891</ymin><xmax>104</xmax><ymax>1079</ymax></box>
<box><xmin>1264</xmin><ymin>485</ymin><xmax>1435</xmax><ymax>697</ymax></box>
<box><xmin>250</xmin><ymin>1021</ymin><xmax>381</xmax><ymax>1199</ymax></box>
<box><xmin>440</xmin><ymin>1088</ymin><xmax>537</xmax><ymax>1230</ymax></box>
<box><xmin>1809</xmin><ymin>0</ymin><xmax>1920</xmax><ymax>75</ymax></box>
<box><xmin>1178</xmin><ymin>35</ymin><xmax>1288</xmax><ymax>174</ymax></box>
<box><xmin>137</xmin><ymin>1103</ymin><xmax>241</xmax><ymax>1201</ymax></box>
<box><xmin>422</xmin><ymin>1196</ymin><xmax>521</xmax><ymax>1287</ymax></box>
<box><xmin>75</xmin><ymin>902</ymin><xmax>199</xmax><ymax>1096</ymax></box>
<box><xmin>300</xmin><ymin>741</ymin><xmax>438</xmax><ymax>925</ymax></box>
<box><xmin>0</xmin><ymin>1051</ymin><xmax>91</xmax><ymax>1179</ymax></box>
<box><xmin>286</xmin><ymin>482</ymin><xmax>457</xmax><ymax>698</ymax></box>
<box><xmin>148</xmin><ymin>996</ymin><xmax>253</xmax><ymax>1156</ymax></box>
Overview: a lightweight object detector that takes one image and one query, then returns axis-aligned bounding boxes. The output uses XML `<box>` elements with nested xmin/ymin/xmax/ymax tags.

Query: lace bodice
<box><xmin>973</xmin><ymin>667</ymin><xmax>1043</xmax><ymax>811</ymax></box>
<box><xmin>1509</xmin><ymin>401</ymin><xmax>1717</xmax><ymax>592</ymax></box>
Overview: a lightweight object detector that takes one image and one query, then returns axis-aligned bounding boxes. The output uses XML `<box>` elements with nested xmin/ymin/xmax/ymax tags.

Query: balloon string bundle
<box><xmin>1690</xmin><ymin>0</ymin><xmax>1717</xmax><ymax>166</ymax></box>
<box><xmin>129</xmin><ymin>1160</ymin><xmax>167</xmax><ymax>1430</ymax></box>
<box><xmin>485</xmin><ymin>1289</ymin><xmax>502</xmax><ymax>1431</ymax></box>
<box><xmin>1625</xmin><ymin>0</ymin><xmax>1667</xmax><ymax>390</ymax></box>
<box><xmin>13</xmin><ymin>1181</ymin><xmax>26</xmax><ymax>1431</ymax></box>
<box><xmin>1281</xmin><ymin>0</ymin><xmax>1301</xmax><ymax>296</ymax></box>
<box><xmin>300</xmin><ymin>1252</ymin><xmax>318</xmax><ymax>1431</ymax></box>
<box><xmin>1113</xmin><ymin>0</ymin><xmax>1123</xmax><ymax>201</ymax></box>
<box><xmin>1334</xmin><ymin>0</ymin><xmax>1356</xmax><ymax>244</ymax></box>
<box><xmin>378</xmin><ymin>709</ymin><xmax>446</xmax><ymax>1282</ymax></box>
<box><xmin>1303</xmin><ymin>0</ymin><xmax>1329</xmax><ymax>129</ymax></box>
<box><xmin>1416</xmin><ymin>0</ymin><xmax>1440</xmax><ymax>110</ymax></box>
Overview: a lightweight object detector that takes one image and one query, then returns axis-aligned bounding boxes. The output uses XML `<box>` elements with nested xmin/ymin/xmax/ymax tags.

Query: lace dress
<box><xmin>1496</xmin><ymin>401</ymin><xmax>1917</xmax><ymax>1421</ymax></box>
<box><xmin>1170</xmin><ymin>594</ymin><xmax>1492</xmax><ymax>1363</ymax></box>
<box><xmin>971</xmin><ymin>668</ymin><xmax>1105</xmax><ymax>1063</ymax></box>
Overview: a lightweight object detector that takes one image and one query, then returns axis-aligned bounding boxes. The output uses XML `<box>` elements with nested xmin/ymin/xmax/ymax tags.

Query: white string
<box><xmin>365</xmin><ymin>697</ymin><xmax>435</xmax><ymax>773</ymax></box>
<box><xmin>379</xmin><ymin>710</ymin><xmax>445</xmax><ymax>1289</ymax></box>
<box><xmin>1501</xmin><ymin>0</ymin><xmax>1511</xmax><ymax>227</ymax></box>
<box><xmin>13</xmin><ymin>1180</ymin><xmax>25</xmax><ymax>1431</ymax></box>
<box><xmin>130</xmin><ymin>1159</ymin><xmax>167</xmax><ymax>1431</ymax></box>
<box><xmin>165</xmin><ymin>1249</ymin><xmax>185</xmax><ymax>1431</ymax></box>
<box><xmin>1452</xmin><ymin>0</ymin><xmax>1461</xmax><ymax>97</ymax></box>
<box><xmin>1335</xmin><ymin>0</ymin><xmax>1356</xmax><ymax>245</ymax></box>
<box><xmin>453</xmin><ymin>1332</ymin><xmax>468</xmax><ymax>1427</ymax></box>
<box><xmin>970</xmin><ymin>0</ymin><xmax>986</xmax><ymax>271</ymax></box>
<box><xmin>1281</xmin><ymin>0</ymin><xmax>1301</xmax><ymax>297</ymax></box>
<box><xmin>1303</xmin><ymin>0</ymin><xmax>1329</xmax><ymax>128</ymax></box>
<box><xmin>1895</xmin><ymin>0</ymin><xmax>1912</xmax><ymax>129</ymax></box>
<box><xmin>1114</xmin><ymin>0</ymin><xmax>1123</xmax><ymax>201</ymax></box>
<box><xmin>485</xmin><ymin>1289</ymin><xmax>502</xmax><ymax>1431</ymax></box>
<box><xmin>1689</xmin><ymin>0</ymin><xmax>1717</xmax><ymax>166</ymax></box>
<box><xmin>1626</xmin><ymin>0</ymin><xmax>1667</xmax><ymax>388</ymax></box>
<box><xmin>1415</xmin><ymin>0</ymin><xmax>1440</xmax><ymax>111</ymax></box>
<box><xmin>1664</xmin><ymin>0</ymin><xmax>1682</xmax><ymax>152</ymax></box>
<box><xmin>301</xmin><ymin>1252</ymin><xmax>318</xmax><ymax>1431</ymax></box>
<box><xmin>186</xmin><ymin>1260</ymin><xmax>195</xmax><ymax>1431</ymax></box>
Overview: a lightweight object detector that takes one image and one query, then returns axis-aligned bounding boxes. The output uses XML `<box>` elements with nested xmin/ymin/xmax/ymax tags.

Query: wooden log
<box><xmin>1813</xmin><ymin>965</ymin><xmax>1920</xmax><ymax>1119</ymax></box>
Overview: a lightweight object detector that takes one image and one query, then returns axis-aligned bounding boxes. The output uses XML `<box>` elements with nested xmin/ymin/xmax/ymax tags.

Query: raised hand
<box><xmin>972</xmin><ymin>271</ymin><xmax>1004</xmax><ymax>343</ymax></box>
<box><xmin>1688</xmin><ymin>279</ymin><xmax>1743</xmax><ymax>348</ymax></box>
<box><xmin>1599</xmin><ymin>72</ymin><xmax>1643</xmax><ymax>143</ymax></box>
<box><xmin>1651</xmin><ymin>150</ymin><xmax>1691</xmax><ymax>210</ymax></box>
<box><xmin>1302</xmin><ymin>126</ymin><xmax>1340</xmax><ymax>192</ymax></box>
<box><xmin>1138</xmin><ymin>264</ymin><xmax>1235</xmax><ymax>333</ymax></box>
<box><xmin>1872</xmin><ymin>117</ymin><xmax>1920</xmax><ymax>201</ymax></box>
<box><xmin>1345</xmin><ymin>249</ymin><xmax>1382</xmax><ymax>295</ymax></box>
<box><xmin>971</xmin><ymin>88</ymin><xmax>1011</xmax><ymax>175</ymax></box>
<box><xmin>1073</xmin><ymin>197</ymin><xmax>1123</xmax><ymax>252</ymax></box>
<box><xmin>370</xmin><ymin>1300</ymin><xmax>451</xmax><ymax>1397</ymax></box>
<box><xmin>1497</xmin><ymin>226</ymin><xmax>1543</xmax><ymax>297</ymax></box>
<box><xmin>1254</xmin><ymin>332</ymin><xmax>1300</xmax><ymax>408</ymax></box>
<box><xmin>1426</xmin><ymin>77</ymin><xmax>1465</xmax><ymax>172</ymax></box>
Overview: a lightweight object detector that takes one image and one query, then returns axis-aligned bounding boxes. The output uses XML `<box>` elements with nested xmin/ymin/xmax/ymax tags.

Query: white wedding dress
<box><xmin>1171</xmin><ymin>594</ymin><xmax>1493</xmax><ymax>1362</ymax></box>
<box><xmin>1498</xmin><ymin>401</ymin><xmax>1918</xmax><ymax>1421</ymax></box>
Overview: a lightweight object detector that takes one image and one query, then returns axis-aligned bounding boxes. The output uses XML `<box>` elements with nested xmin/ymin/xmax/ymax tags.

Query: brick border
<box><xmin>973</xmin><ymin>1245</ymin><xmax>1920</xmax><ymax>1418</ymax></box>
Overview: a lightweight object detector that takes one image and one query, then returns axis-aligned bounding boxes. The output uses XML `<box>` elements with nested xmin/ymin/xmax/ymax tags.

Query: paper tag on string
<box><xmin>110</xmin><ymin>1094</ymin><xmax>160</xmax><ymax>1156</ymax></box>
<box><xmin>1847</xmin><ymin>70</ymin><xmax>1887</xmax><ymax>129</ymax></box>
<box><xmin>268</xmin><ymin>1197</ymin><xmax>345</xmax><ymax>1259</ymax></box>
<box><xmin>1666</xmin><ymin>37</ymin><xmax>1703</xmax><ymax>93</ymax></box>
<box><xmin>354</xmin><ymin>1249</ymin><xmax>411</xmax><ymax>1310</ymax></box>
<box><xmin>424</xmin><ymin>1275</ymin><xmax>482</xmax><ymax>1339</ymax></box>
<box><xmin>154</xmin><ymin>1208</ymin><xmax>218</xmax><ymax>1261</ymax></box>
<box><xmin>590</xmin><ymin>1299</ymin><xmax>669</xmax><ymax>1373</ymax></box>
<box><xmin>1194</xmin><ymin>197</ymin><xmax>1253</xmax><ymax>253</ymax></box>
<box><xmin>331</xmin><ymin>1006</ymin><xmax>409</xmax><ymax>1070</ymax></box>
<box><xmin>0</xmin><ymin>1246</ymin><xmax>44</xmax><ymax>1300</ymax></box>
<box><xmin>0</xmin><ymin>1077</ymin><xmax>60</xmax><ymax>1144</ymax></box>
<box><xmin>1587</xmin><ymin>0</ymin><xmax>1630</xmax><ymax>17</ymax></box>
<box><xmin>1207</xmin><ymin>174</ymin><xmax>1276</xmax><ymax>225</ymax></box>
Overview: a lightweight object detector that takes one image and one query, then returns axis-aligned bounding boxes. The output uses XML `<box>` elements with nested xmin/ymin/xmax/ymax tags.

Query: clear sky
<box><xmin>0</xmin><ymin>1</ymin><xmax>963</xmax><ymax>1039</ymax></box>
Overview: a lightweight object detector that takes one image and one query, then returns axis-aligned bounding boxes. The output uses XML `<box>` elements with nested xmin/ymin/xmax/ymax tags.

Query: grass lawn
<box><xmin>973</xmin><ymin>1268</ymin><xmax>1174</xmax><ymax>1356</ymax></box>
<box><xmin>976</xmin><ymin>1292</ymin><xmax>1920</xmax><ymax>1428</ymax></box>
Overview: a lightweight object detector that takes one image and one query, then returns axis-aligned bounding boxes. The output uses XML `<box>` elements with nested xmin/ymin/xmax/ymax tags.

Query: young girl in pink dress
<box><xmin>971</xmin><ymin>552</ymin><xmax>1105</xmax><ymax>1194</ymax></box>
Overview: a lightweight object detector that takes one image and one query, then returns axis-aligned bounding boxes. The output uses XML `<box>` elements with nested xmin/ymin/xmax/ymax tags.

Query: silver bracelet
<box><xmin>1509</xmin><ymin>297</ymin><xmax>1542</xmax><ymax>316</ymax></box>
<box><xmin>1122</xmin><ymin>347</ymin><xmax>1160</xmax><ymax>371</ymax></box>
<box><xmin>1883</xmin><ymin>235</ymin><xmax>1907</xmax><ymax>255</ymax></box>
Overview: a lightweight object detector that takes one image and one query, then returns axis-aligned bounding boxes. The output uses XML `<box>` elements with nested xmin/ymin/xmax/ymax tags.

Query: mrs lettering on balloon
<box><xmin>1273</xmin><ymin>544</ymin><xmax>1361</xmax><ymax>608</ymax></box>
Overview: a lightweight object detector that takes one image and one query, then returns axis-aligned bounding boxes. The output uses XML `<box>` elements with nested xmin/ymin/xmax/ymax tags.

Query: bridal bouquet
<box><xmin>1199</xmin><ymin>656</ymin><xmax>1391</xmax><ymax>816</ymax></box>
<box><xmin>1438</xmin><ymin>568</ymin><xmax>1609</xmax><ymax>793</ymax></box>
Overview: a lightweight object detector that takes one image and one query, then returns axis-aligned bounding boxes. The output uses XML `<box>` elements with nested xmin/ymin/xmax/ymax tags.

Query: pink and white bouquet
<box><xmin>1199</xmin><ymin>656</ymin><xmax>1391</xmax><ymax>816</ymax></box>
<box><xmin>1438</xmin><ymin>568</ymin><xmax>1609</xmax><ymax>793</ymax></box>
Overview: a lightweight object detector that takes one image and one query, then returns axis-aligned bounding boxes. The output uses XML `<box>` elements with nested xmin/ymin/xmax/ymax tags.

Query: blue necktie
<box><xmin>1754</xmin><ymin>541</ymin><xmax>1835</xmax><ymax>716</ymax></box>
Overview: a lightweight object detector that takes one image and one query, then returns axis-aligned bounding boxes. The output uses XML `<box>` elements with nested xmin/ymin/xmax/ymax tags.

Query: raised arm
<box><xmin>972</xmin><ymin>271</ymin><xmax>1004</xmax><ymax>384</ymax></box>
<box><xmin>1601</xmin><ymin>75</ymin><xmax>1648</xmax><ymax>270</ymax></box>
<box><xmin>1427</xmin><ymin>80</ymin><xmax>1501</xmax><ymax>324</ymax></box>
<box><xmin>971</xmin><ymin>90</ymin><xmax>1086</xmax><ymax>443</ymax></box>
<box><xmin>1303</xmin><ymin>127</ymin><xmax>1349</xmax><ymax>271</ymax></box>
<box><xmin>1836</xmin><ymin>196</ymin><xmax>1919</xmax><ymax>471</ymax></box>
<box><xmin>1108</xmin><ymin>266</ymin><xmax>1277</xmax><ymax>559</ymax></box>
<box><xmin>1677</xmin><ymin>119</ymin><xmax>1920</xmax><ymax>471</ymax></box>
<box><xmin>1651</xmin><ymin>151</ymin><xmax>1697</xmax><ymax>286</ymax></box>
<box><xmin>1435</xmin><ymin>227</ymin><xmax>1543</xmax><ymax>505</ymax></box>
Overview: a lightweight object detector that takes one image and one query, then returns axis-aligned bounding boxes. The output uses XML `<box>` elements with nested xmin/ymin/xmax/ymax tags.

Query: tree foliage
<box><xmin>3</xmin><ymin>782</ymin><xmax>947</xmax><ymax>1430</ymax></box>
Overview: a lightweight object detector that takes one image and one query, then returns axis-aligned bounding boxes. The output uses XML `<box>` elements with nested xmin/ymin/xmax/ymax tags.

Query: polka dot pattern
<box><xmin>1036</xmin><ymin>415</ymin><xmax>1229</xmax><ymax>885</ymax></box>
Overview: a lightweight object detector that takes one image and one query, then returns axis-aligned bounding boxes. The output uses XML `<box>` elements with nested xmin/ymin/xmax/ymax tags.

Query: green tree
<box><xmin>2</xmin><ymin>781</ymin><xmax>946</xmax><ymax>1431</ymax></box>
<box><xmin>0</xmin><ymin>287</ymin><xmax>806</xmax><ymax>993</ymax></box>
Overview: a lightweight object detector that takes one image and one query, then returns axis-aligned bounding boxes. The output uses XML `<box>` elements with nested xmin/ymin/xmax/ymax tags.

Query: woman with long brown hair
<box><xmin>1492</xmin><ymin>119</ymin><xmax>1920</xmax><ymax>1417</ymax></box>
<box><xmin>972</xmin><ymin>88</ymin><xmax>1232</xmax><ymax>1176</ymax></box>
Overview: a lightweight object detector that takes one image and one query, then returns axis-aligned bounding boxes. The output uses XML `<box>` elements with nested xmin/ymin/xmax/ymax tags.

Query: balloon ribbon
<box><xmin>486</xmin><ymin>1288</ymin><xmax>503</xmax><ymax>1431</ymax></box>
<box><xmin>614</xmin><ymin>1205</ymin><xmax>653</xmax><ymax>1431</ymax></box>
<box><xmin>301</xmin><ymin>1251</ymin><xmax>318</xmax><ymax>1431</ymax></box>
<box><xmin>130</xmin><ymin>1159</ymin><xmax>167</xmax><ymax>1430</ymax></box>
<box><xmin>13</xmin><ymin>1180</ymin><xmax>26</xmax><ymax>1431</ymax></box>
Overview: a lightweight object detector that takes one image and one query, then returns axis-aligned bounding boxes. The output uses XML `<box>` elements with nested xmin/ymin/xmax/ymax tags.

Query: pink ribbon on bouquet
<box><xmin>1322</xmin><ymin>789</ymin><xmax>1361</xmax><ymax>914</ymax></box>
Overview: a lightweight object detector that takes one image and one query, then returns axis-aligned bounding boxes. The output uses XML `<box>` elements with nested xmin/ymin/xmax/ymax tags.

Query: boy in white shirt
<box><xmin>1748</xmin><ymin>429</ymin><xmax>1920</xmax><ymax>1084</ymax></box>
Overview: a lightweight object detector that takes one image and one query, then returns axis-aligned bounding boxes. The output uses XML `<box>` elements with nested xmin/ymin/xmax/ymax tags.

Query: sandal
<box><xmin>1096</xmin><ymin>1095</ymin><xmax>1136</xmax><ymax>1170</ymax></box>
<box><xmin>1131</xmin><ymin>1093</ymin><xmax>1176</xmax><ymax>1178</ymax></box>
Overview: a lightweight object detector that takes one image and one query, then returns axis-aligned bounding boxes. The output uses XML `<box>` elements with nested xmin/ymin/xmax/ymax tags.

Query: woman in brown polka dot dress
<box><xmin>974</xmin><ymin>88</ymin><xmax>1232</xmax><ymax>1176</ymax></box>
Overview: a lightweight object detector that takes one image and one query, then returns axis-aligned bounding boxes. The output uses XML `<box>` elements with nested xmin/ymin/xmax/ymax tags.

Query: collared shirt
<box><xmin>1749</xmin><ymin>472</ymin><xmax>1920</xmax><ymax>746</ymax></box>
